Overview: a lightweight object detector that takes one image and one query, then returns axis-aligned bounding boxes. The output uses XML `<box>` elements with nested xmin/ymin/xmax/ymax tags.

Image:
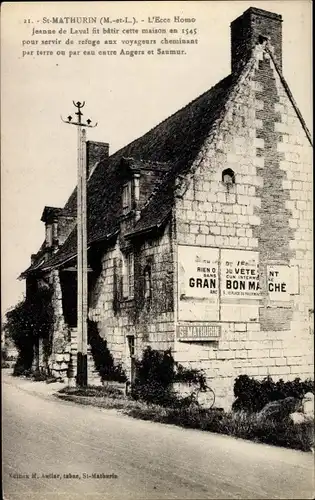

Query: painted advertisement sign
<box><xmin>178</xmin><ymin>246</ymin><xmax>219</xmax><ymax>321</ymax></box>
<box><xmin>267</xmin><ymin>265</ymin><xmax>299</xmax><ymax>301</ymax></box>
<box><xmin>178</xmin><ymin>246</ymin><xmax>299</xmax><ymax>324</ymax></box>
<box><xmin>221</xmin><ymin>249</ymin><xmax>261</xmax><ymax>300</ymax></box>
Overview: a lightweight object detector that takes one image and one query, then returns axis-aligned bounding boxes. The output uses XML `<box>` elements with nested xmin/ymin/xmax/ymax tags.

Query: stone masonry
<box><xmin>89</xmin><ymin>222</ymin><xmax>175</xmax><ymax>382</ymax></box>
<box><xmin>172</xmin><ymin>43</ymin><xmax>313</xmax><ymax>409</ymax></box>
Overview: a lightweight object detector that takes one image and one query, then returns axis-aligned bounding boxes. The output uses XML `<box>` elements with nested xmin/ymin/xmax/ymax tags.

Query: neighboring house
<box><xmin>21</xmin><ymin>8</ymin><xmax>313</xmax><ymax>409</ymax></box>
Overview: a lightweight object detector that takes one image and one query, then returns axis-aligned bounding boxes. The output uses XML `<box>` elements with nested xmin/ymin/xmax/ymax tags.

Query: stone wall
<box><xmin>89</xmin><ymin>221</ymin><xmax>175</xmax><ymax>378</ymax></box>
<box><xmin>173</xmin><ymin>47</ymin><xmax>313</xmax><ymax>409</ymax></box>
<box><xmin>48</xmin><ymin>269</ymin><xmax>70</xmax><ymax>379</ymax></box>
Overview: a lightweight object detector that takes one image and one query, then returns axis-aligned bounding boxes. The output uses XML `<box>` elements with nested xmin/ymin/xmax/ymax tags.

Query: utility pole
<box><xmin>62</xmin><ymin>102</ymin><xmax>97</xmax><ymax>386</ymax></box>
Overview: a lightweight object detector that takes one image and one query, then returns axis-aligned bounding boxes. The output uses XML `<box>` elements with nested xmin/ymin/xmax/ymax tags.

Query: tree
<box><xmin>3</xmin><ymin>287</ymin><xmax>54</xmax><ymax>375</ymax></box>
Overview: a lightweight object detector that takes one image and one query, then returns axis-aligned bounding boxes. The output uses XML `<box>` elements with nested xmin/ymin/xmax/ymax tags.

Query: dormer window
<box><xmin>122</xmin><ymin>182</ymin><xmax>132</xmax><ymax>214</ymax></box>
<box><xmin>41</xmin><ymin>206</ymin><xmax>62</xmax><ymax>249</ymax></box>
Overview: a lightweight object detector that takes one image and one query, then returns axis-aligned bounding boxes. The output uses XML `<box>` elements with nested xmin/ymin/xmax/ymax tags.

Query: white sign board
<box><xmin>178</xmin><ymin>246</ymin><xmax>219</xmax><ymax>321</ymax></box>
<box><xmin>267</xmin><ymin>265</ymin><xmax>299</xmax><ymax>301</ymax></box>
<box><xmin>178</xmin><ymin>246</ymin><xmax>299</xmax><ymax>326</ymax></box>
<box><xmin>221</xmin><ymin>249</ymin><xmax>261</xmax><ymax>300</ymax></box>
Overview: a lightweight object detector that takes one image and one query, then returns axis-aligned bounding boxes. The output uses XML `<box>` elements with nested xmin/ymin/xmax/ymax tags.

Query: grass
<box><xmin>58</xmin><ymin>384</ymin><xmax>125</xmax><ymax>398</ymax></box>
<box><xmin>55</xmin><ymin>385</ymin><xmax>314</xmax><ymax>452</ymax></box>
<box><xmin>56</xmin><ymin>387</ymin><xmax>151</xmax><ymax>412</ymax></box>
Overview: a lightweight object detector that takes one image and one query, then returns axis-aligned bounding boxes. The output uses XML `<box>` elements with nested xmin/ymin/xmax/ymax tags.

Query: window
<box><xmin>127</xmin><ymin>335</ymin><xmax>135</xmax><ymax>358</ymax></box>
<box><xmin>123</xmin><ymin>252</ymin><xmax>134</xmax><ymax>298</ymax></box>
<box><xmin>122</xmin><ymin>182</ymin><xmax>132</xmax><ymax>214</ymax></box>
<box><xmin>45</xmin><ymin>224</ymin><xmax>53</xmax><ymax>247</ymax></box>
<box><xmin>222</xmin><ymin>168</ymin><xmax>235</xmax><ymax>188</ymax></box>
<box><xmin>126</xmin><ymin>334</ymin><xmax>136</xmax><ymax>385</ymax></box>
<box><xmin>144</xmin><ymin>264</ymin><xmax>152</xmax><ymax>301</ymax></box>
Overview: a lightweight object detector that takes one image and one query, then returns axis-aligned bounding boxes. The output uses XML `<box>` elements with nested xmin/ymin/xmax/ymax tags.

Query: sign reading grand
<box><xmin>221</xmin><ymin>249</ymin><xmax>261</xmax><ymax>300</ymax></box>
<box><xmin>178</xmin><ymin>246</ymin><xmax>298</xmax><ymax>323</ymax></box>
<box><xmin>178</xmin><ymin>246</ymin><xmax>219</xmax><ymax>321</ymax></box>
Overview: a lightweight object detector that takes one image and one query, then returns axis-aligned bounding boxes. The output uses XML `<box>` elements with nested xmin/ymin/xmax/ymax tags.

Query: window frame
<box><xmin>222</xmin><ymin>168</ymin><xmax>235</xmax><ymax>186</ymax></box>
<box><xmin>123</xmin><ymin>251</ymin><xmax>134</xmax><ymax>299</ymax></box>
<box><xmin>143</xmin><ymin>263</ymin><xmax>152</xmax><ymax>302</ymax></box>
<box><xmin>122</xmin><ymin>181</ymin><xmax>132</xmax><ymax>214</ymax></box>
<box><xmin>45</xmin><ymin>224</ymin><xmax>53</xmax><ymax>247</ymax></box>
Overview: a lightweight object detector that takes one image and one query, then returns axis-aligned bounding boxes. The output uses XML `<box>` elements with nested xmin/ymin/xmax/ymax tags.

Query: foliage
<box><xmin>1</xmin><ymin>349</ymin><xmax>16</xmax><ymax>368</ymax></box>
<box><xmin>4</xmin><ymin>354</ymin><xmax>17</xmax><ymax>362</ymax></box>
<box><xmin>87</xmin><ymin>320</ymin><xmax>127</xmax><ymax>383</ymax></box>
<box><xmin>3</xmin><ymin>288</ymin><xmax>54</xmax><ymax>375</ymax></box>
<box><xmin>174</xmin><ymin>364</ymin><xmax>207</xmax><ymax>391</ymax></box>
<box><xmin>131</xmin><ymin>346</ymin><xmax>207</xmax><ymax>407</ymax></box>
<box><xmin>30</xmin><ymin>370</ymin><xmax>61</xmax><ymax>383</ymax></box>
<box><xmin>232</xmin><ymin>375</ymin><xmax>314</xmax><ymax>413</ymax></box>
<box><xmin>126</xmin><ymin>405</ymin><xmax>314</xmax><ymax>452</ymax></box>
<box><xmin>59</xmin><ymin>384</ymin><xmax>124</xmax><ymax>398</ymax></box>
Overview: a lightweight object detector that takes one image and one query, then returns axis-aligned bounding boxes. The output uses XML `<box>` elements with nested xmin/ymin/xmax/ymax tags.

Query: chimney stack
<box><xmin>231</xmin><ymin>7</ymin><xmax>283</xmax><ymax>73</ymax></box>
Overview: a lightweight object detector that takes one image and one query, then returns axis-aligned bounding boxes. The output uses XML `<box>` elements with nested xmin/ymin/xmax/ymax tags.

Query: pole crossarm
<box><xmin>60</xmin><ymin>116</ymin><xmax>98</xmax><ymax>128</ymax></box>
<box><xmin>61</xmin><ymin>101</ymin><xmax>97</xmax><ymax>388</ymax></box>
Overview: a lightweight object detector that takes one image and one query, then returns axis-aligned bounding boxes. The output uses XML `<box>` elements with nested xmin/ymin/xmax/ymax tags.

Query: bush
<box><xmin>131</xmin><ymin>346</ymin><xmax>207</xmax><ymax>407</ymax></box>
<box><xmin>88</xmin><ymin>320</ymin><xmax>127</xmax><ymax>383</ymax></box>
<box><xmin>232</xmin><ymin>375</ymin><xmax>314</xmax><ymax>413</ymax></box>
<box><xmin>13</xmin><ymin>355</ymin><xmax>33</xmax><ymax>376</ymax></box>
<box><xmin>4</xmin><ymin>288</ymin><xmax>54</xmax><ymax>374</ymax></box>
<box><xmin>174</xmin><ymin>364</ymin><xmax>208</xmax><ymax>391</ymax></box>
<box><xmin>12</xmin><ymin>362</ymin><xmax>33</xmax><ymax>377</ymax></box>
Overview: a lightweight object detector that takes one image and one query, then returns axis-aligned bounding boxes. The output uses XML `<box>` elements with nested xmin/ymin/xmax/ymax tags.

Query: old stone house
<box><xmin>21</xmin><ymin>7</ymin><xmax>313</xmax><ymax>409</ymax></box>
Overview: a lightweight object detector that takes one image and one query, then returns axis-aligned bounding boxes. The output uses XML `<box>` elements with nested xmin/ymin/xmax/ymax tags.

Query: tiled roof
<box><xmin>24</xmin><ymin>72</ymin><xmax>238</xmax><ymax>273</ymax></box>
<box><xmin>19</xmin><ymin>241</ymin><xmax>47</xmax><ymax>278</ymax></box>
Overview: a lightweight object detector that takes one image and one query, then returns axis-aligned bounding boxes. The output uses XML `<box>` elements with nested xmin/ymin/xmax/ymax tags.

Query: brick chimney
<box><xmin>231</xmin><ymin>7</ymin><xmax>282</xmax><ymax>73</ymax></box>
<box><xmin>86</xmin><ymin>141</ymin><xmax>109</xmax><ymax>179</ymax></box>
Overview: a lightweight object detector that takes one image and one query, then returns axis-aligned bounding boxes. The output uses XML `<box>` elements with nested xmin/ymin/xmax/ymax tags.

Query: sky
<box><xmin>1</xmin><ymin>0</ymin><xmax>312</xmax><ymax>317</ymax></box>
